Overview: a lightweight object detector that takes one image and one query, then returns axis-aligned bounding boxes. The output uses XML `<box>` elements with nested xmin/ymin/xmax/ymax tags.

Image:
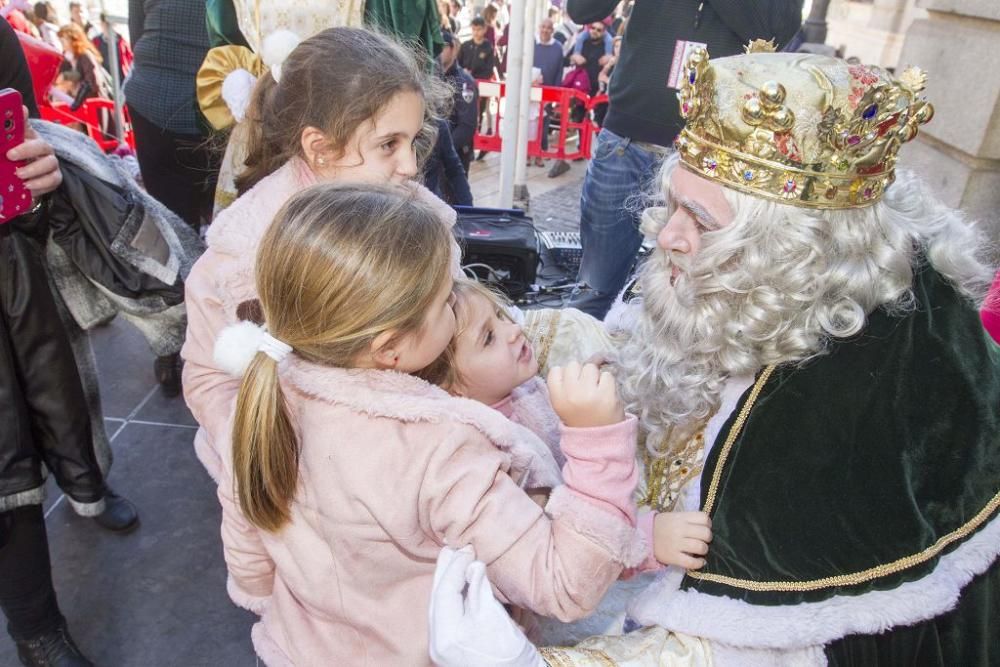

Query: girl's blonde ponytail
<box><xmin>232</xmin><ymin>352</ymin><xmax>299</xmax><ymax>532</ymax></box>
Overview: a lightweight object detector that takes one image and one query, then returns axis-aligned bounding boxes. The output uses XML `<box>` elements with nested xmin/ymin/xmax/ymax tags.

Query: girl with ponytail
<box><xmin>181</xmin><ymin>26</ymin><xmax>457</xmax><ymax>484</ymax></box>
<box><xmin>215</xmin><ymin>183</ymin><xmax>644</xmax><ymax>665</ymax></box>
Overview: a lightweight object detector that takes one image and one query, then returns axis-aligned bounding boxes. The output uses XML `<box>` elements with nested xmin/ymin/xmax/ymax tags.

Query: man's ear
<box><xmin>369</xmin><ymin>330</ymin><xmax>400</xmax><ymax>369</ymax></box>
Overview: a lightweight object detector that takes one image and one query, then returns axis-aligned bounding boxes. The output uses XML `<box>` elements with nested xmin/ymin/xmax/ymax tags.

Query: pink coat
<box><xmin>181</xmin><ymin>158</ymin><xmax>461</xmax><ymax>482</ymax></box>
<box><xmin>218</xmin><ymin>359</ymin><xmax>645</xmax><ymax>666</ymax></box>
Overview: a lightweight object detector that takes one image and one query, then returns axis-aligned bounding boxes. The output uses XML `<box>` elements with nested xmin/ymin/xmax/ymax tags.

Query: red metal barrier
<box><xmin>39</xmin><ymin>100</ymin><xmax>135</xmax><ymax>153</ymax></box>
<box><xmin>472</xmin><ymin>81</ymin><xmax>605</xmax><ymax>160</ymax></box>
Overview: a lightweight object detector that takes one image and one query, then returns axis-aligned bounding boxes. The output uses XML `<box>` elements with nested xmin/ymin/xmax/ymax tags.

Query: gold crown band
<box><xmin>676</xmin><ymin>130</ymin><xmax>895</xmax><ymax>210</ymax></box>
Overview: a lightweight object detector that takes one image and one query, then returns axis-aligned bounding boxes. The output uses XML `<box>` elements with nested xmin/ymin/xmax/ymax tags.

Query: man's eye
<box><xmin>484</xmin><ymin>330</ymin><xmax>494</xmax><ymax>346</ymax></box>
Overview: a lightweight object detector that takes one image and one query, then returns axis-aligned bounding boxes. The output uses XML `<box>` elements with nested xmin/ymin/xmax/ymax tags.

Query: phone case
<box><xmin>0</xmin><ymin>88</ymin><xmax>33</xmax><ymax>224</ymax></box>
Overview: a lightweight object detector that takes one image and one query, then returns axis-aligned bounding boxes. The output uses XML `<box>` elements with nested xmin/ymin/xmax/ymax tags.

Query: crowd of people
<box><xmin>2</xmin><ymin>1</ymin><xmax>999</xmax><ymax>667</ymax></box>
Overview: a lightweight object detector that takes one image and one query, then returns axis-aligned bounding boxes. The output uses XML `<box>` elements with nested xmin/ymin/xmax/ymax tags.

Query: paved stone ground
<box><xmin>527</xmin><ymin>175</ymin><xmax>584</xmax><ymax>234</ymax></box>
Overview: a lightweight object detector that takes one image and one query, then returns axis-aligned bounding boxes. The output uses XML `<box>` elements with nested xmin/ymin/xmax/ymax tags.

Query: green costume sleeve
<box><xmin>206</xmin><ymin>0</ymin><xmax>250</xmax><ymax>49</ymax></box>
<box><xmin>364</xmin><ymin>0</ymin><xmax>444</xmax><ymax>57</ymax></box>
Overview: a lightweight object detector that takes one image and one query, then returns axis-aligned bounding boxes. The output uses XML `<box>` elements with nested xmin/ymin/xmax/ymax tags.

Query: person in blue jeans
<box><xmin>566</xmin><ymin>0</ymin><xmax>803</xmax><ymax>318</ymax></box>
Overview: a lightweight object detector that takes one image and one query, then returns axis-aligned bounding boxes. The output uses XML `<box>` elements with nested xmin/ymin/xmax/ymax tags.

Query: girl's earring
<box><xmin>316</xmin><ymin>156</ymin><xmax>327</xmax><ymax>167</ymax></box>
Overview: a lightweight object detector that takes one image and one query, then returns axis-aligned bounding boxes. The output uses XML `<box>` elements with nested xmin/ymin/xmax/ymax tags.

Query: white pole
<box><xmin>498</xmin><ymin>0</ymin><xmax>525</xmax><ymax>208</ymax></box>
<box><xmin>100</xmin><ymin>2</ymin><xmax>125</xmax><ymax>144</ymax></box>
<box><xmin>513</xmin><ymin>0</ymin><xmax>536</xmax><ymax>189</ymax></box>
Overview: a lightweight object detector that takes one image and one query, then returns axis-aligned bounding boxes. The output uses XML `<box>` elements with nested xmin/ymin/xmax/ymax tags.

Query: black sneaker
<box><xmin>15</xmin><ymin>622</ymin><xmax>94</xmax><ymax>667</ymax></box>
<box><xmin>93</xmin><ymin>490</ymin><xmax>139</xmax><ymax>533</ymax></box>
<box><xmin>154</xmin><ymin>353</ymin><xmax>182</xmax><ymax>398</ymax></box>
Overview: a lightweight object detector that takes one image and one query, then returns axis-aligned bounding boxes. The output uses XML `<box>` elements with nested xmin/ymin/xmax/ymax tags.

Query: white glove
<box><xmin>429</xmin><ymin>547</ymin><xmax>546</xmax><ymax>667</ymax></box>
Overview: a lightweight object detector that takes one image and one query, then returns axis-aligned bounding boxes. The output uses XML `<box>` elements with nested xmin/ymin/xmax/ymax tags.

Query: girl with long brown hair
<box><xmin>181</xmin><ymin>26</ymin><xmax>456</xmax><ymax>486</ymax></box>
<box><xmin>215</xmin><ymin>183</ymin><xmax>643</xmax><ymax>665</ymax></box>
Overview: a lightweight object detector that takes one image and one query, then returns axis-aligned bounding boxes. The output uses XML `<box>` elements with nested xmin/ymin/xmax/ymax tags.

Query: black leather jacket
<box><xmin>0</xmin><ymin>206</ymin><xmax>106</xmax><ymax>506</ymax></box>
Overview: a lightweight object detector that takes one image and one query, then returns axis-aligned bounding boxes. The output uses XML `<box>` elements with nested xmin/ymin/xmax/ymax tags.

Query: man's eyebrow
<box><xmin>679</xmin><ymin>197</ymin><xmax>718</xmax><ymax>229</ymax></box>
<box><xmin>668</xmin><ymin>184</ymin><xmax>718</xmax><ymax>229</ymax></box>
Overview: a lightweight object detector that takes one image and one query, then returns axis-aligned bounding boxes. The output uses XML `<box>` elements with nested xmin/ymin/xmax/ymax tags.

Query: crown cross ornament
<box><xmin>675</xmin><ymin>47</ymin><xmax>934</xmax><ymax>209</ymax></box>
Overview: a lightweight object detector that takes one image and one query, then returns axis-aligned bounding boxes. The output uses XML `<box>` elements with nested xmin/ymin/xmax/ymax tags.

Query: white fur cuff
<box><xmin>546</xmin><ymin>485</ymin><xmax>649</xmax><ymax>568</ymax></box>
<box><xmin>227</xmin><ymin>575</ymin><xmax>270</xmax><ymax>615</ymax></box>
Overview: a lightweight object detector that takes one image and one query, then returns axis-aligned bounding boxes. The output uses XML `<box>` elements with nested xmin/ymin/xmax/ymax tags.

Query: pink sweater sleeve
<box><xmin>559</xmin><ymin>415</ymin><xmax>639</xmax><ymax>525</ymax></box>
<box><xmin>419</xmin><ymin>426</ymin><xmax>645</xmax><ymax>623</ymax></box>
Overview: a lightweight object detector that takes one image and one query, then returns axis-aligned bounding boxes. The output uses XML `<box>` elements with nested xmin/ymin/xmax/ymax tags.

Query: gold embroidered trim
<box><xmin>641</xmin><ymin>431</ymin><xmax>705</xmax><ymax>513</ymax></box>
<box><xmin>526</xmin><ymin>309</ymin><xmax>562</xmax><ymax>373</ymax></box>
<box><xmin>689</xmin><ymin>489</ymin><xmax>1000</xmax><ymax>591</ymax></box>
<box><xmin>701</xmin><ymin>365</ymin><xmax>776</xmax><ymax>516</ymax></box>
<box><xmin>539</xmin><ymin>646</ymin><xmax>618</xmax><ymax>667</ymax></box>
<box><xmin>690</xmin><ymin>363</ymin><xmax>1000</xmax><ymax>592</ymax></box>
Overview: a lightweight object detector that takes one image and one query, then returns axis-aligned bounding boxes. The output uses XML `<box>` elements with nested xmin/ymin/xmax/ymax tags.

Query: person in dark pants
<box><xmin>125</xmin><ymin>0</ymin><xmax>214</xmax><ymax>392</ymax></box>
<box><xmin>459</xmin><ymin>16</ymin><xmax>495</xmax><ymax>150</ymax></box>
<box><xmin>423</xmin><ymin>119</ymin><xmax>473</xmax><ymax>206</ymax></box>
<box><xmin>125</xmin><ymin>0</ymin><xmax>217</xmax><ymax>233</ymax></box>
<box><xmin>566</xmin><ymin>0</ymin><xmax>804</xmax><ymax>318</ymax></box>
<box><xmin>1</xmin><ymin>20</ymin><xmax>137</xmax><ymax>667</ymax></box>
<box><xmin>439</xmin><ymin>29</ymin><xmax>478</xmax><ymax>174</ymax></box>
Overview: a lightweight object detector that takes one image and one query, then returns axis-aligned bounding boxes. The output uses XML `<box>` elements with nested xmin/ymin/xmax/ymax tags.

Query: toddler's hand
<box><xmin>546</xmin><ymin>361</ymin><xmax>624</xmax><ymax>428</ymax></box>
<box><xmin>653</xmin><ymin>511</ymin><xmax>712</xmax><ymax>569</ymax></box>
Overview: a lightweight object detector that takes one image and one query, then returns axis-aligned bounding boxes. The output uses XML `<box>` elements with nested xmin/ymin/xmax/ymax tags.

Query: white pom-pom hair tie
<box><xmin>261</xmin><ymin>30</ymin><xmax>302</xmax><ymax>84</ymax></box>
<box><xmin>214</xmin><ymin>321</ymin><xmax>292</xmax><ymax>377</ymax></box>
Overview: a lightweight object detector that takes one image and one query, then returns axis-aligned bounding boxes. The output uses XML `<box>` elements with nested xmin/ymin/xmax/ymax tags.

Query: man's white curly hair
<box><xmin>617</xmin><ymin>154</ymin><xmax>996</xmax><ymax>458</ymax></box>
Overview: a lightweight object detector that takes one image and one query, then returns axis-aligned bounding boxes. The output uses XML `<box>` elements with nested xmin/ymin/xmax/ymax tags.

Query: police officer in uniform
<box><xmin>439</xmin><ymin>30</ymin><xmax>479</xmax><ymax>174</ymax></box>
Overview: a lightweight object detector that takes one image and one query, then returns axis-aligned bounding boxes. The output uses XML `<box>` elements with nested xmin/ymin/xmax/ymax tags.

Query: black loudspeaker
<box><xmin>453</xmin><ymin>206</ymin><xmax>539</xmax><ymax>298</ymax></box>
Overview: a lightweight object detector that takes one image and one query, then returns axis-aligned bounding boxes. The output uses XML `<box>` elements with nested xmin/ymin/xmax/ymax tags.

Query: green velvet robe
<box><xmin>672</xmin><ymin>265</ymin><xmax>1000</xmax><ymax>664</ymax></box>
<box><xmin>364</xmin><ymin>0</ymin><xmax>443</xmax><ymax>57</ymax></box>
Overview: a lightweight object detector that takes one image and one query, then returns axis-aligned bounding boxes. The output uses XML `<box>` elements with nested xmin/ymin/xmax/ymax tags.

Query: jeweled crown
<box><xmin>675</xmin><ymin>45</ymin><xmax>934</xmax><ymax>209</ymax></box>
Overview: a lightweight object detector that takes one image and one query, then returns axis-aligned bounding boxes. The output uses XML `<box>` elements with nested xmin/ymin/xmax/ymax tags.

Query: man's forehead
<box><xmin>669</xmin><ymin>167</ymin><xmax>733</xmax><ymax>223</ymax></box>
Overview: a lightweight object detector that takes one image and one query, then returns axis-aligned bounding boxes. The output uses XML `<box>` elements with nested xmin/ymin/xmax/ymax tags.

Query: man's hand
<box><xmin>570</xmin><ymin>53</ymin><xmax>586</xmax><ymax>66</ymax></box>
<box><xmin>547</xmin><ymin>361</ymin><xmax>625</xmax><ymax>428</ymax></box>
<box><xmin>653</xmin><ymin>511</ymin><xmax>712</xmax><ymax>569</ymax></box>
<box><xmin>7</xmin><ymin>107</ymin><xmax>62</xmax><ymax>197</ymax></box>
<box><xmin>598</xmin><ymin>54</ymin><xmax>612</xmax><ymax>67</ymax></box>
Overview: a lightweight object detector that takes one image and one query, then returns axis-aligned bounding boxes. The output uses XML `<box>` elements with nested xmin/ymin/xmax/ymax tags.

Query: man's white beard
<box><xmin>615</xmin><ymin>250</ymin><xmax>746</xmax><ymax>455</ymax></box>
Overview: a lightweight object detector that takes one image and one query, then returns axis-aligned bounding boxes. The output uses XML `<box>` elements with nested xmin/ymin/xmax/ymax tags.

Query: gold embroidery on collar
<box><xmin>689</xmin><ymin>364</ymin><xmax>1000</xmax><ymax>592</ymax></box>
<box><xmin>539</xmin><ymin>646</ymin><xmax>618</xmax><ymax>667</ymax></box>
<box><xmin>641</xmin><ymin>431</ymin><xmax>705</xmax><ymax>513</ymax></box>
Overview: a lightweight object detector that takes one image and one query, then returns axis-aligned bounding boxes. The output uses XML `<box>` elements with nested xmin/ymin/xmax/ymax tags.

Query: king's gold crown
<box><xmin>674</xmin><ymin>45</ymin><xmax>934</xmax><ymax>209</ymax></box>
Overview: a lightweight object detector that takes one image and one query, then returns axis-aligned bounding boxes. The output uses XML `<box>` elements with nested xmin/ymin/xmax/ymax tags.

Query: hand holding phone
<box><xmin>1</xmin><ymin>88</ymin><xmax>33</xmax><ymax>224</ymax></box>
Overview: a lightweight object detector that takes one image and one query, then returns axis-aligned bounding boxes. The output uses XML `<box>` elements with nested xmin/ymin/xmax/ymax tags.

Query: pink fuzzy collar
<box><xmin>283</xmin><ymin>359</ymin><xmax>563</xmax><ymax>489</ymax></box>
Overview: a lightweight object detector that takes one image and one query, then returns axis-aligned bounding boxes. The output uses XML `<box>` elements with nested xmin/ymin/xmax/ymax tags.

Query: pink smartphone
<box><xmin>0</xmin><ymin>88</ymin><xmax>33</xmax><ymax>224</ymax></box>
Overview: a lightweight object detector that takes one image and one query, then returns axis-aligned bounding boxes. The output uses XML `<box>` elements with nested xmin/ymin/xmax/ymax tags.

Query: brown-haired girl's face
<box><xmin>314</xmin><ymin>90</ymin><xmax>425</xmax><ymax>186</ymax></box>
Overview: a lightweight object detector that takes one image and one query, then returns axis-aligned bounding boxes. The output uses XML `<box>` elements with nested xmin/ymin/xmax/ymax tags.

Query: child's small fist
<box><xmin>652</xmin><ymin>511</ymin><xmax>712</xmax><ymax>570</ymax></box>
<box><xmin>546</xmin><ymin>361</ymin><xmax>625</xmax><ymax>428</ymax></box>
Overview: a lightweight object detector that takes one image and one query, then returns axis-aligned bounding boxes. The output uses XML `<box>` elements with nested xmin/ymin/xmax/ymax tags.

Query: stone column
<box><xmin>803</xmin><ymin>0</ymin><xmax>833</xmax><ymax>43</ymax></box>
<box><xmin>897</xmin><ymin>0</ymin><xmax>1000</xmax><ymax>235</ymax></box>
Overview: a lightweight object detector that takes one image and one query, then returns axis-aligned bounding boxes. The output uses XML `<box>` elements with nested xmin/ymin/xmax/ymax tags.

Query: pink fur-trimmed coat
<box><xmin>181</xmin><ymin>158</ymin><xmax>461</xmax><ymax>482</ymax></box>
<box><xmin>218</xmin><ymin>359</ymin><xmax>644</xmax><ymax>667</ymax></box>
